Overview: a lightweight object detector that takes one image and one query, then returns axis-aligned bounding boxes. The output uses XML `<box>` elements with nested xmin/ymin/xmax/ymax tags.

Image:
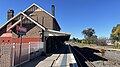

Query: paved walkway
<box><xmin>21</xmin><ymin>45</ymin><xmax>77</xmax><ymax>67</ymax></box>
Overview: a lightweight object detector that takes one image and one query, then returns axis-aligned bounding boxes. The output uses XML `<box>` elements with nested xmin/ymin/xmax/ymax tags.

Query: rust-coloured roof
<box><xmin>1</xmin><ymin>33</ymin><xmax>12</xmax><ymax>37</ymax></box>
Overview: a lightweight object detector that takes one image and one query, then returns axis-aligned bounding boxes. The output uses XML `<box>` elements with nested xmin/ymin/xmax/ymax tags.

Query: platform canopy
<box><xmin>44</xmin><ymin>29</ymin><xmax>71</xmax><ymax>41</ymax></box>
<box><xmin>44</xmin><ymin>29</ymin><xmax>70</xmax><ymax>37</ymax></box>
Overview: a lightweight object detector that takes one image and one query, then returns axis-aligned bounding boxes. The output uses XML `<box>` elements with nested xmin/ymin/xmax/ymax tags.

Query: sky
<box><xmin>0</xmin><ymin>0</ymin><xmax>120</xmax><ymax>39</ymax></box>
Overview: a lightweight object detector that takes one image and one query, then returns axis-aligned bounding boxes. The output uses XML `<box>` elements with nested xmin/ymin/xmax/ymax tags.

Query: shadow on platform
<box><xmin>50</xmin><ymin>44</ymin><xmax>70</xmax><ymax>54</ymax></box>
<box><xmin>20</xmin><ymin>54</ymin><xmax>52</xmax><ymax>67</ymax></box>
<box><xmin>21</xmin><ymin>44</ymin><xmax>70</xmax><ymax>67</ymax></box>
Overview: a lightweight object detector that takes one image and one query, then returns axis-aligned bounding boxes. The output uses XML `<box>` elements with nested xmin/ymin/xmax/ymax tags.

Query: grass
<box><xmin>68</xmin><ymin>41</ymin><xmax>120</xmax><ymax>49</ymax></box>
<box><xmin>68</xmin><ymin>41</ymin><xmax>96</xmax><ymax>46</ymax></box>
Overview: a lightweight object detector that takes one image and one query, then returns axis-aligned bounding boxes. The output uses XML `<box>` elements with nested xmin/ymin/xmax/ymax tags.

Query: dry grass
<box><xmin>67</xmin><ymin>41</ymin><xmax>120</xmax><ymax>50</ymax></box>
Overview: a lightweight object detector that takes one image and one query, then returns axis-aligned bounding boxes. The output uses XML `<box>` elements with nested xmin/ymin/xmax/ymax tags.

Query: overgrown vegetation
<box><xmin>96</xmin><ymin>37</ymin><xmax>108</xmax><ymax>46</ymax></box>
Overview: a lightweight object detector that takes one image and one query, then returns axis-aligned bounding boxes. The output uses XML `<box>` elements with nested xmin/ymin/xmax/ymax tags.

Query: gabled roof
<box><xmin>7</xmin><ymin>12</ymin><xmax>46</xmax><ymax>31</ymax></box>
<box><xmin>0</xmin><ymin>3</ymin><xmax>54</xmax><ymax>30</ymax></box>
<box><xmin>0</xmin><ymin>12</ymin><xmax>21</xmax><ymax>30</ymax></box>
<box><xmin>23</xmin><ymin>3</ymin><xmax>55</xmax><ymax>18</ymax></box>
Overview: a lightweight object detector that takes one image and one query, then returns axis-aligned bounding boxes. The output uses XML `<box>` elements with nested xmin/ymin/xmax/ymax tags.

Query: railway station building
<box><xmin>0</xmin><ymin>3</ymin><xmax>70</xmax><ymax>53</ymax></box>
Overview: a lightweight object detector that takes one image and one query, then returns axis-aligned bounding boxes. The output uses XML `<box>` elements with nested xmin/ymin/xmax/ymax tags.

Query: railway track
<box><xmin>70</xmin><ymin>45</ymin><xmax>95</xmax><ymax>67</ymax></box>
<box><xmin>69</xmin><ymin>44</ymin><xmax>120</xmax><ymax>67</ymax></box>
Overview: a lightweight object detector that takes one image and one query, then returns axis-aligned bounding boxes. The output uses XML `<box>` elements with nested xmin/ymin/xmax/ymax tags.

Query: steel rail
<box><xmin>71</xmin><ymin>47</ymin><xmax>83</xmax><ymax>67</ymax></box>
<box><xmin>70</xmin><ymin>45</ymin><xmax>95</xmax><ymax>67</ymax></box>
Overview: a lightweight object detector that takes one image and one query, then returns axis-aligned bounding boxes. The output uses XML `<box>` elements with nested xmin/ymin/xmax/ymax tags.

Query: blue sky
<box><xmin>0</xmin><ymin>0</ymin><xmax>120</xmax><ymax>39</ymax></box>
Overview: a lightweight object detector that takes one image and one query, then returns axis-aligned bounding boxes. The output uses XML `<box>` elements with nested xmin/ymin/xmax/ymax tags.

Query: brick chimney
<box><xmin>51</xmin><ymin>5</ymin><xmax>55</xmax><ymax>16</ymax></box>
<box><xmin>7</xmin><ymin>10</ymin><xmax>14</xmax><ymax>20</ymax></box>
<box><xmin>7</xmin><ymin>10</ymin><xmax>14</xmax><ymax>33</ymax></box>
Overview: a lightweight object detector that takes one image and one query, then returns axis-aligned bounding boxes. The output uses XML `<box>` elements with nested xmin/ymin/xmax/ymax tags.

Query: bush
<box><xmin>96</xmin><ymin>38</ymin><xmax>107</xmax><ymax>46</ymax></box>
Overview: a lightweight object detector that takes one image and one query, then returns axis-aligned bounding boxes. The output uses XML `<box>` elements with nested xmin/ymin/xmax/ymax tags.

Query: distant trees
<box><xmin>72</xmin><ymin>37</ymin><xmax>76</xmax><ymax>42</ymax></box>
<box><xmin>70</xmin><ymin>37</ymin><xmax>82</xmax><ymax>43</ymax></box>
<box><xmin>82</xmin><ymin>28</ymin><xmax>97</xmax><ymax>44</ymax></box>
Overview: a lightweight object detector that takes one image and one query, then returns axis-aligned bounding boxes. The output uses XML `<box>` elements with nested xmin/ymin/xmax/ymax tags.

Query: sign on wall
<box><xmin>18</xmin><ymin>27</ymin><xmax>27</xmax><ymax>33</ymax></box>
<box><xmin>16</xmin><ymin>25</ymin><xmax>27</xmax><ymax>33</ymax></box>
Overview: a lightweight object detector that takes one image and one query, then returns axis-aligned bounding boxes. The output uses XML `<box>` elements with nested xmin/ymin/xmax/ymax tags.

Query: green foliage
<box><xmin>110</xmin><ymin>34</ymin><xmax>119</xmax><ymax>41</ymax></box>
<box><xmin>90</xmin><ymin>35</ymin><xmax>97</xmax><ymax>44</ymax></box>
<box><xmin>82</xmin><ymin>28</ymin><xmax>97</xmax><ymax>44</ymax></box>
<box><xmin>72</xmin><ymin>37</ymin><xmax>76</xmax><ymax>42</ymax></box>
<box><xmin>82</xmin><ymin>28</ymin><xmax>95</xmax><ymax>38</ymax></box>
<box><xmin>111</xmin><ymin>24</ymin><xmax>120</xmax><ymax>41</ymax></box>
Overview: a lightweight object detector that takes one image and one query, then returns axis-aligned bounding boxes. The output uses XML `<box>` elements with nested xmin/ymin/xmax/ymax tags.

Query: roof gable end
<box><xmin>23</xmin><ymin>3</ymin><xmax>55</xmax><ymax>18</ymax></box>
<box><xmin>0</xmin><ymin>3</ymin><xmax>54</xmax><ymax>30</ymax></box>
<box><xmin>7</xmin><ymin>12</ymin><xmax>46</xmax><ymax>31</ymax></box>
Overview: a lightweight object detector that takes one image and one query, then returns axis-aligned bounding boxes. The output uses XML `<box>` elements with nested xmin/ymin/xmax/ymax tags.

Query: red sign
<box><xmin>18</xmin><ymin>27</ymin><xmax>27</xmax><ymax>32</ymax></box>
<box><xmin>16</xmin><ymin>25</ymin><xmax>27</xmax><ymax>33</ymax></box>
<box><xmin>19</xmin><ymin>27</ymin><xmax>27</xmax><ymax>33</ymax></box>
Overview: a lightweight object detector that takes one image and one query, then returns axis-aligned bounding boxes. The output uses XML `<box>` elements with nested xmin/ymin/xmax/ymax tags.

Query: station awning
<box><xmin>44</xmin><ymin>29</ymin><xmax>70</xmax><ymax>36</ymax></box>
<box><xmin>44</xmin><ymin>29</ymin><xmax>71</xmax><ymax>41</ymax></box>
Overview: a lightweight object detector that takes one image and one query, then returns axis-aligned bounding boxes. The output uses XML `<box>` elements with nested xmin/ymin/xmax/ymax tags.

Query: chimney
<box><xmin>51</xmin><ymin>5</ymin><xmax>55</xmax><ymax>16</ymax></box>
<box><xmin>7</xmin><ymin>10</ymin><xmax>14</xmax><ymax>20</ymax></box>
<box><xmin>7</xmin><ymin>10</ymin><xmax>14</xmax><ymax>33</ymax></box>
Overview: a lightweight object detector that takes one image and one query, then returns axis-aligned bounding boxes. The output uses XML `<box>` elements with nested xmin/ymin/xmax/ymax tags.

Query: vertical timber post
<box><xmin>28</xmin><ymin>42</ymin><xmax>31</xmax><ymax>61</ymax></box>
<box><xmin>12</xmin><ymin>43</ymin><xmax>15</xmax><ymax>67</ymax></box>
<box><xmin>42</xmin><ymin>17</ymin><xmax>46</xmax><ymax>53</ymax></box>
<box><xmin>44</xmin><ymin>37</ymin><xmax>46</xmax><ymax>53</ymax></box>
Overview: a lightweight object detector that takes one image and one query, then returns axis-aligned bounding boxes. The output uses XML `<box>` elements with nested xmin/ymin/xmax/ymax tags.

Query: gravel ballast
<box><xmin>92</xmin><ymin>50</ymin><xmax>120</xmax><ymax>67</ymax></box>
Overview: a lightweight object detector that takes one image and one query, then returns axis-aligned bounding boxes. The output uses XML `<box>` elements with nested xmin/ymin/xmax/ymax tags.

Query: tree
<box><xmin>76</xmin><ymin>38</ymin><xmax>79</xmax><ymax>42</ymax></box>
<box><xmin>111</xmin><ymin>24</ymin><xmax>120</xmax><ymax>41</ymax></box>
<box><xmin>110</xmin><ymin>34</ymin><xmax>119</xmax><ymax>41</ymax></box>
<box><xmin>82</xmin><ymin>28</ymin><xmax>97</xmax><ymax>44</ymax></box>
<box><xmin>72</xmin><ymin>37</ymin><xmax>76</xmax><ymax>42</ymax></box>
<box><xmin>82</xmin><ymin>28</ymin><xmax>95</xmax><ymax>38</ymax></box>
<box><xmin>90</xmin><ymin>35</ymin><xmax>97</xmax><ymax>44</ymax></box>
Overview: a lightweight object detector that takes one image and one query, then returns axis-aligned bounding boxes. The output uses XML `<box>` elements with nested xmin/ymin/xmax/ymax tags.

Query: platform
<box><xmin>21</xmin><ymin>44</ymin><xmax>77</xmax><ymax>67</ymax></box>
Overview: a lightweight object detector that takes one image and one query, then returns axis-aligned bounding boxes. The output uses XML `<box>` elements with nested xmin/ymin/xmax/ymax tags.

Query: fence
<box><xmin>0</xmin><ymin>42</ymin><xmax>44</xmax><ymax>67</ymax></box>
<box><xmin>0</xmin><ymin>45</ymin><xmax>13</xmax><ymax>67</ymax></box>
